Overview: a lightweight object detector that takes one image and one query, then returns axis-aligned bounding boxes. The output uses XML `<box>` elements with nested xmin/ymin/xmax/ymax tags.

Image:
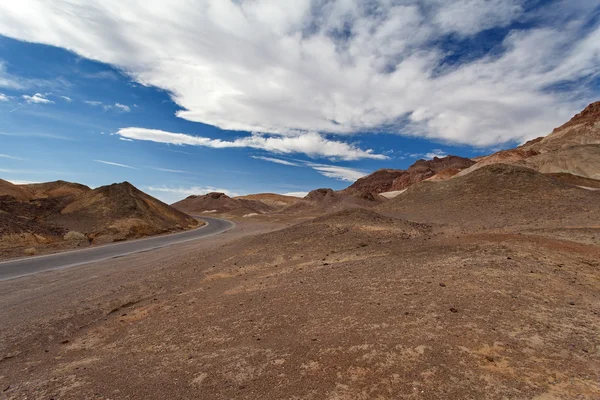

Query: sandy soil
<box><xmin>0</xmin><ymin>212</ymin><xmax>598</xmax><ymax>399</ymax></box>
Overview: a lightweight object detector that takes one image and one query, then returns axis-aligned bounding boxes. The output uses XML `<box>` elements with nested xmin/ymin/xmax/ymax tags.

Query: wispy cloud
<box><xmin>119</xmin><ymin>137</ymin><xmax>134</xmax><ymax>142</ymax></box>
<box><xmin>150</xmin><ymin>167</ymin><xmax>189</xmax><ymax>173</ymax></box>
<box><xmin>6</xmin><ymin>179</ymin><xmax>39</xmax><ymax>185</ymax></box>
<box><xmin>93</xmin><ymin>159</ymin><xmax>139</xmax><ymax>170</ymax></box>
<box><xmin>84</xmin><ymin>100</ymin><xmax>103</xmax><ymax>106</ymax></box>
<box><xmin>251</xmin><ymin>156</ymin><xmax>300</xmax><ymax>166</ymax></box>
<box><xmin>305</xmin><ymin>163</ymin><xmax>368</xmax><ymax>182</ymax></box>
<box><xmin>0</xmin><ymin>93</ymin><xmax>8</xmax><ymax>102</ymax></box>
<box><xmin>0</xmin><ymin>153</ymin><xmax>25</xmax><ymax>161</ymax></box>
<box><xmin>113</xmin><ymin>103</ymin><xmax>130</xmax><ymax>112</ymax></box>
<box><xmin>22</xmin><ymin>93</ymin><xmax>53</xmax><ymax>104</ymax></box>
<box><xmin>60</xmin><ymin>95</ymin><xmax>72</xmax><ymax>102</ymax></box>
<box><xmin>116</xmin><ymin>128</ymin><xmax>387</xmax><ymax>161</ymax></box>
<box><xmin>282</xmin><ymin>191</ymin><xmax>308</xmax><ymax>198</ymax></box>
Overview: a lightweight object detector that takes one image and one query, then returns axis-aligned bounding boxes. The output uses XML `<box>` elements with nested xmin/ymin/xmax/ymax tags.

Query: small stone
<box><xmin>439</xmin><ymin>283</ymin><xmax>446</xmax><ymax>287</ymax></box>
<box><xmin>60</xmin><ymin>340</ymin><xmax>69</xmax><ymax>344</ymax></box>
<box><xmin>507</xmin><ymin>257</ymin><xmax>512</xmax><ymax>260</ymax></box>
<box><xmin>3</xmin><ymin>385</ymin><xmax>10</xmax><ymax>392</ymax></box>
<box><xmin>569</xmin><ymin>300</ymin><xmax>575</xmax><ymax>306</ymax></box>
<box><xmin>449</xmin><ymin>307</ymin><xmax>458</xmax><ymax>313</ymax></box>
<box><xmin>485</xmin><ymin>355</ymin><xmax>495</xmax><ymax>362</ymax></box>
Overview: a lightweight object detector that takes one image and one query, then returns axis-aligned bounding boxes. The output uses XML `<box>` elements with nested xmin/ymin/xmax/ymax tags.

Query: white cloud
<box><xmin>305</xmin><ymin>163</ymin><xmax>367</xmax><ymax>182</ymax></box>
<box><xmin>60</xmin><ymin>95</ymin><xmax>72</xmax><ymax>102</ymax></box>
<box><xmin>0</xmin><ymin>2</ymin><xmax>598</xmax><ymax>147</ymax></box>
<box><xmin>119</xmin><ymin>137</ymin><xmax>133</xmax><ymax>142</ymax></box>
<box><xmin>0</xmin><ymin>93</ymin><xmax>8</xmax><ymax>101</ymax></box>
<box><xmin>85</xmin><ymin>100</ymin><xmax>103</xmax><ymax>106</ymax></box>
<box><xmin>93</xmin><ymin>159</ymin><xmax>139</xmax><ymax>170</ymax></box>
<box><xmin>6</xmin><ymin>179</ymin><xmax>39</xmax><ymax>185</ymax></box>
<box><xmin>22</xmin><ymin>93</ymin><xmax>53</xmax><ymax>104</ymax></box>
<box><xmin>146</xmin><ymin>185</ymin><xmax>240</xmax><ymax>204</ymax></box>
<box><xmin>114</xmin><ymin>103</ymin><xmax>130</xmax><ymax>112</ymax></box>
<box><xmin>150</xmin><ymin>167</ymin><xmax>189</xmax><ymax>173</ymax></box>
<box><xmin>424</xmin><ymin>149</ymin><xmax>447</xmax><ymax>159</ymax></box>
<box><xmin>282</xmin><ymin>191</ymin><xmax>308</xmax><ymax>198</ymax></box>
<box><xmin>0</xmin><ymin>153</ymin><xmax>25</xmax><ymax>161</ymax></box>
<box><xmin>117</xmin><ymin>127</ymin><xmax>386</xmax><ymax>160</ymax></box>
<box><xmin>251</xmin><ymin>156</ymin><xmax>300</xmax><ymax>166</ymax></box>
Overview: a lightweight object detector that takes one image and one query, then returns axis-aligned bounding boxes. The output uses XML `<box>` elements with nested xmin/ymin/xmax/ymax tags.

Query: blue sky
<box><xmin>0</xmin><ymin>1</ymin><xmax>598</xmax><ymax>203</ymax></box>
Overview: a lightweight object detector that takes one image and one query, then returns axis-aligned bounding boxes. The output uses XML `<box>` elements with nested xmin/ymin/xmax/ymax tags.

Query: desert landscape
<box><xmin>0</xmin><ymin>102</ymin><xmax>599</xmax><ymax>399</ymax></box>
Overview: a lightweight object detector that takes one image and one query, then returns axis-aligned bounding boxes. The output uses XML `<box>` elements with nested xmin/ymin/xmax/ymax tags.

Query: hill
<box><xmin>23</xmin><ymin>180</ymin><xmax>90</xmax><ymax>199</ymax></box>
<box><xmin>377</xmin><ymin>164</ymin><xmax>600</xmax><ymax>230</ymax></box>
<box><xmin>342</xmin><ymin>156</ymin><xmax>474</xmax><ymax>198</ymax></box>
<box><xmin>173</xmin><ymin>192</ymin><xmax>273</xmax><ymax>217</ymax></box>
<box><xmin>234</xmin><ymin>193</ymin><xmax>302</xmax><ymax>209</ymax></box>
<box><xmin>278</xmin><ymin>188</ymin><xmax>379</xmax><ymax>215</ymax></box>
<box><xmin>0</xmin><ymin>178</ymin><xmax>31</xmax><ymax>201</ymax></box>
<box><xmin>56</xmin><ymin>182</ymin><xmax>198</xmax><ymax>242</ymax></box>
<box><xmin>0</xmin><ymin>179</ymin><xmax>199</xmax><ymax>257</ymax></box>
<box><xmin>522</xmin><ymin>101</ymin><xmax>600</xmax><ymax>153</ymax></box>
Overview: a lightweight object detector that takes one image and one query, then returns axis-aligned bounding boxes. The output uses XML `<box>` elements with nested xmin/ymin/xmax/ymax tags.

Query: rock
<box><xmin>449</xmin><ymin>307</ymin><xmax>458</xmax><ymax>313</ymax></box>
<box><xmin>439</xmin><ymin>283</ymin><xmax>446</xmax><ymax>287</ymax></box>
<box><xmin>569</xmin><ymin>300</ymin><xmax>575</xmax><ymax>305</ymax></box>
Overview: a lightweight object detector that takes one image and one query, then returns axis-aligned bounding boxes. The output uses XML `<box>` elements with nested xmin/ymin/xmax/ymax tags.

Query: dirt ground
<box><xmin>0</xmin><ymin>211</ymin><xmax>598</xmax><ymax>399</ymax></box>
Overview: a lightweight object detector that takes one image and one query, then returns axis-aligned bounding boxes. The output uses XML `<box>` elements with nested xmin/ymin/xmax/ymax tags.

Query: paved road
<box><xmin>0</xmin><ymin>216</ymin><xmax>235</xmax><ymax>281</ymax></box>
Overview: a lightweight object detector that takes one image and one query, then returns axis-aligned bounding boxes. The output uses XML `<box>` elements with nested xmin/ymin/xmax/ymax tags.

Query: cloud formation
<box><xmin>0</xmin><ymin>93</ymin><xmax>8</xmax><ymax>101</ymax></box>
<box><xmin>60</xmin><ymin>96</ymin><xmax>72</xmax><ymax>102</ymax></box>
<box><xmin>251</xmin><ymin>156</ymin><xmax>300</xmax><ymax>167</ymax></box>
<box><xmin>305</xmin><ymin>163</ymin><xmax>367</xmax><ymax>182</ymax></box>
<box><xmin>93</xmin><ymin>159</ymin><xmax>139</xmax><ymax>170</ymax></box>
<box><xmin>22</xmin><ymin>93</ymin><xmax>53</xmax><ymax>104</ymax></box>
<box><xmin>117</xmin><ymin>127</ymin><xmax>386</xmax><ymax>160</ymax></box>
<box><xmin>0</xmin><ymin>1</ymin><xmax>598</xmax><ymax>147</ymax></box>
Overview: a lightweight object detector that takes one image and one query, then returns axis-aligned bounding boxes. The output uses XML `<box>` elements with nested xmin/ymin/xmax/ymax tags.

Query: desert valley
<box><xmin>0</xmin><ymin>102</ymin><xmax>599</xmax><ymax>399</ymax></box>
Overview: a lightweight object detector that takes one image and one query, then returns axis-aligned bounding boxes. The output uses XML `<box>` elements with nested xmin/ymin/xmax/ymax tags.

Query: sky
<box><xmin>0</xmin><ymin>0</ymin><xmax>598</xmax><ymax>203</ymax></box>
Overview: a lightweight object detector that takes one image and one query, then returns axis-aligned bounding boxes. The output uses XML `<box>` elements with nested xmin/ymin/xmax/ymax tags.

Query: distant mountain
<box><xmin>342</xmin><ymin>155</ymin><xmax>475</xmax><ymax>198</ymax></box>
<box><xmin>173</xmin><ymin>192</ymin><xmax>274</xmax><ymax>217</ymax></box>
<box><xmin>234</xmin><ymin>193</ymin><xmax>302</xmax><ymax>209</ymax></box>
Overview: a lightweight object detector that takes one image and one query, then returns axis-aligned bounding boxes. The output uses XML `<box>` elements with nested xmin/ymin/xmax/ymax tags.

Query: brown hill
<box><xmin>518</xmin><ymin>144</ymin><xmax>600</xmax><ymax>180</ymax></box>
<box><xmin>455</xmin><ymin>148</ymin><xmax>539</xmax><ymax>177</ymax></box>
<box><xmin>0</xmin><ymin>178</ymin><xmax>31</xmax><ymax>201</ymax></box>
<box><xmin>278</xmin><ymin>188</ymin><xmax>379</xmax><ymax>215</ymax></box>
<box><xmin>23</xmin><ymin>180</ymin><xmax>90</xmax><ymax>199</ymax></box>
<box><xmin>234</xmin><ymin>193</ymin><xmax>304</xmax><ymax>209</ymax></box>
<box><xmin>173</xmin><ymin>192</ymin><xmax>273</xmax><ymax>217</ymax></box>
<box><xmin>342</xmin><ymin>156</ymin><xmax>474</xmax><ymax>198</ymax></box>
<box><xmin>377</xmin><ymin>164</ymin><xmax>600</xmax><ymax>230</ymax></box>
<box><xmin>522</xmin><ymin>101</ymin><xmax>600</xmax><ymax>153</ymax></box>
<box><xmin>55</xmin><ymin>182</ymin><xmax>198</xmax><ymax>241</ymax></box>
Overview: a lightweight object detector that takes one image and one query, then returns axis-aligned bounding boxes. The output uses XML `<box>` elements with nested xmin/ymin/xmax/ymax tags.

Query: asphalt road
<box><xmin>0</xmin><ymin>216</ymin><xmax>235</xmax><ymax>281</ymax></box>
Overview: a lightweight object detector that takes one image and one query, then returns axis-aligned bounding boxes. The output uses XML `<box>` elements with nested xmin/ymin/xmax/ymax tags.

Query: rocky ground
<box><xmin>0</xmin><ymin>209</ymin><xmax>598</xmax><ymax>399</ymax></box>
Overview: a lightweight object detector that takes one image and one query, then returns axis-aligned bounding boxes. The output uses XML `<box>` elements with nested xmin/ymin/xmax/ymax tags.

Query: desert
<box><xmin>1</xmin><ymin>3</ymin><xmax>600</xmax><ymax>399</ymax></box>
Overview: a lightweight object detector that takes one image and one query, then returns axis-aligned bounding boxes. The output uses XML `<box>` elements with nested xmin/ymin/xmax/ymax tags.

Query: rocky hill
<box><xmin>278</xmin><ymin>188</ymin><xmax>380</xmax><ymax>215</ymax></box>
<box><xmin>234</xmin><ymin>193</ymin><xmax>304</xmax><ymax>209</ymax></box>
<box><xmin>57</xmin><ymin>182</ymin><xmax>198</xmax><ymax>242</ymax></box>
<box><xmin>0</xmin><ymin>179</ymin><xmax>199</xmax><ymax>257</ymax></box>
<box><xmin>173</xmin><ymin>192</ymin><xmax>273</xmax><ymax>217</ymax></box>
<box><xmin>342</xmin><ymin>156</ymin><xmax>474</xmax><ymax>198</ymax></box>
<box><xmin>377</xmin><ymin>163</ymin><xmax>600</xmax><ymax>230</ymax></box>
<box><xmin>0</xmin><ymin>178</ymin><xmax>31</xmax><ymax>201</ymax></box>
<box><xmin>521</xmin><ymin>101</ymin><xmax>600</xmax><ymax>153</ymax></box>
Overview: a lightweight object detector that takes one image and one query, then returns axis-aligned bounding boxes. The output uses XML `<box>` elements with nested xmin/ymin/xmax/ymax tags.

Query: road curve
<box><xmin>0</xmin><ymin>216</ymin><xmax>235</xmax><ymax>281</ymax></box>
